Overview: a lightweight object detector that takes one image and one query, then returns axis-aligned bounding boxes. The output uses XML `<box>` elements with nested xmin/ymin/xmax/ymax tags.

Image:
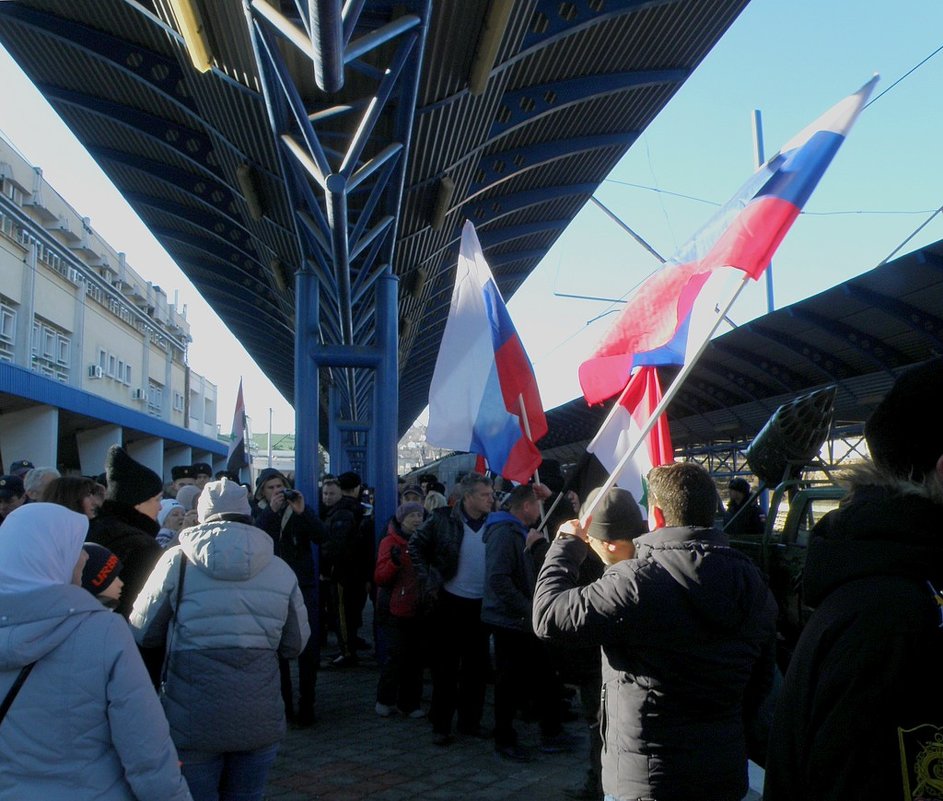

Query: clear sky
<box><xmin>2</xmin><ymin>0</ymin><xmax>941</xmax><ymax>432</ymax></box>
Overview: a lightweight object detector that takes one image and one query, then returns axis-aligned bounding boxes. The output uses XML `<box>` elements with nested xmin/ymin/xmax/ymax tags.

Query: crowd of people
<box><xmin>2</xmin><ymin>358</ymin><xmax>943</xmax><ymax>801</ymax></box>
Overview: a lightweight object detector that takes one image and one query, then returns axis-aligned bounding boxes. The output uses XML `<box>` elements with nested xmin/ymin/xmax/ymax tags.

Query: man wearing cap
<box><xmin>724</xmin><ymin>476</ymin><xmax>765</xmax><ymax>536</ymax></box>
<box><xmin>0</xmin><ymin>475</ymin><xmax>27</xmax><ymax>523</ymax></box>
<box><xmin>253</xmin><ymin>467</ymin><xmax>325</xmax><ymax>726</ymax></box>
<box><xmin>8</xmin><ymin>459</ymin><xmax>34</xmax><ymax>479</ymax></box>
<box><xmin>87</xmin><ymin>445</ymin><xmax>166</xmax><ymax>620</ymax></box>
<box><xmin>534</xmin><ymin>466</ymin><xmax>777</xmax><ymax>801</ymax></box>
<box><xmin>191</xmin><ymin>462</ymin><xmax>213</xmax><ymax>490</ymax></box>
<box><xmin>765</xmin><ymin>358</ymin><xmax>943</xmax><ymax>801</ymax></box>
<box><xmin>170</xmin><ymin>464</ymin><xmax>196</xmax><ymax>495</ymax></box>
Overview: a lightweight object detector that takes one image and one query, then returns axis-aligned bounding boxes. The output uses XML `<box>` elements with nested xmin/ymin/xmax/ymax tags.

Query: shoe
<box><xmin>294</xmin><ymin>708</ymin><xmax>316</xmax><ymax>728</ymax></box>
<box><xmin>375</xmin><ymin>702</ymin><xmax>395</xmax><ymax>717</ymax></box>
<box><xmin>539</xmin><ymin>731</ymin><xmax>582</xmax><ymax>753</ymax></box>
<box><xmin>330</xmin><ymin>653</ymin><xmax>358</xmax><ymax>667</ymax></box>
<box><xmin>400</xmin><ymin>707</ymin><xmax>426</xmax><ymax>719</ymax></box>
<box><xmin>432</xmin><ymin>732</ymin><xmax>454</xmax><ymax>747</ymax></box>
<box><xmin>354</xmin><ymin>636</ymin><xmax>371</xmax><ymax>650</ymax></box>
<box><xmin>457</xmin><ymin>724</ymin><xmax>491</xmax><ymax>739</ymax></box>
<box><xmin>495</xmin><ymin>743</ymin><xmax>533</xmax><ymax>763</ymax></box>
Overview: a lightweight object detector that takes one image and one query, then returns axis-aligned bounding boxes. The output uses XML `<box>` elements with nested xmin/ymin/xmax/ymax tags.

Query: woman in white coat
<box><xmin>0</xmin><ymin>503</ymin><xmax>191</xmax><ymax>801</ymax></box>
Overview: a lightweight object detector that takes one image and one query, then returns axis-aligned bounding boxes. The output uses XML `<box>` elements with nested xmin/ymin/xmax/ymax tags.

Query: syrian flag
<box><xmin>573</xmin><ymin>367</ymin><xmax>673</xmax><ymax>520</ymax></box>
<box><xmin>226</xmin><ymin>378</ymin><xmax>248</xmax><ymax>475</ymax></box>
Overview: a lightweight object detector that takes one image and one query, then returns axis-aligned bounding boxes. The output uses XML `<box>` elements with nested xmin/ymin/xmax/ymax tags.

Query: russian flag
<box><xmin>427</xmin><ymin>221</ymin><xmax>547</xmax><ymax>483</ymax></box>
<box><xmin>579</xmin><ymin>76</ymin><xmax>878</xmax><ymax>405</ymax></box>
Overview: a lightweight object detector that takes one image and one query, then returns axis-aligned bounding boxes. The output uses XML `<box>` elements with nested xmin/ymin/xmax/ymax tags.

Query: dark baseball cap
<box><xmin>0</xmin><ymin>475</ymin><xmax>25</xmax><ymax>499</ymax></box>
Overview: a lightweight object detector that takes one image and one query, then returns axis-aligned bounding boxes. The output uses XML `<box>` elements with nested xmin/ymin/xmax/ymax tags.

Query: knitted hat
<box><xmin>580</xmin><ymin>487</ymin><xmax>645</xmax><ymax>541</ymax></box>
<box><xmin>0</xmin><ymin>475</ymin><xmax>25</xmax><ymax>500</ymax></box>
<box><xmin>175</xmin><ymin>484</ymin><xmax>201</xmax><ymax>512</ymax></box>
<box><xmin>338</xmin><ymin>471</ymin><xmax>362</xmax><ymax>491</ymax></box>
<box><xmin>191</xmin><ymin>462</ymin><xmax>212</xmax><ymax>477</ymax></box>
<box><xmin>255</xmin><ymin>467</ymin><xmax>289</xmax><ymax>499</ymax></box>
<box><xmin>400</xmin><ymin>484</ymin><xmax>425</xmax><ymax>501</ymax></box>
<box><xmin>396</xmin><ymin>501</ymin><xmax>425</xmax><ymax>523</ymax></box>
<box><xmin>105</xmin><ymin>446</ymin><xmax>163</xmax><ymax>507</ymax></box>
<box><xmin>157</xmin><ymin>499</ymin><xmax>183</xmax><ymax>527</ymax></box>
<box><xmin>171</xmin><ymin>464</ymin><xmax>195</xmax><ymax>481</ymax></box>
<box><xmin>728</xmin><ymin>477</ymin><xmax>751</xmax><ymax>495</ymax></box>
<box><xmin>80</xmin><ymin>543</ymin><xmax>123</xmax><ymax>596</ymax></box>
<box><xmin>198</xmin><ymin>478</ymin><xmax>252</xmax><ymax>522</ymax></box>
<box><xmin>865</xmin><ymin>359</ymin><xmax>943</xmax><ymax>480</ymax></box>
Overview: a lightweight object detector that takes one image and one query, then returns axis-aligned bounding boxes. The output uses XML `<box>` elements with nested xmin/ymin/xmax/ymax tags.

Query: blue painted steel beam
<box><xmin>490</xmin><ymin>70</ymin><xmax>688</xmax><ymax>139</ymax></box>
<box><xmin>342</xmin><ymin>0</ymin><xmax>367</xmax><ymax>45</ymax></box>
<box><xmin>312</xmin><ymin>0</ymin><xmax>345</xmax><ymax>92</ymax></box>
<box><xmin>787</xmin><ymin>307</ymin><xmax>904</xmax><ymax>373</ymax></box>
<box><xmin>374</xmin><ymin>276</ymin><xmax>398</xmax><ymax>530</ymax></box>
<box><xmin>476</xmin><ymin>219</ymin><xmax>571</xmax><ymax>248</ymax></box>
<box><xmin>707</xmin><ymin>341</ymin><xmax>801</xmax><ymax>395</ymax></box>
<box><xmin>486</xmin><ymin>249</ymin><xmax>546</xmax><ymax>269</ymax></box>
<box><xmin>523</xmin><ymin>0</ymin><xmax>676</xmax><ymax>51</ymax></box>
<box><xmin>42</xmin><ymin>85</ymin><xmax>221</xmax><ymax>181</ymax></box>
<box><xmin>744</xmin><ymin>321</ymin><xmax>853</xmax><ymax>384</ymax></box>
<box><xmin>843</xmin><ymin>283</ymin><xmax>943</xmax><ymax>351</ymax></box>
<box><xmin>312</xmin><ymin>344</ymin><xmax>382</xmax><ymax>368</ymax></box>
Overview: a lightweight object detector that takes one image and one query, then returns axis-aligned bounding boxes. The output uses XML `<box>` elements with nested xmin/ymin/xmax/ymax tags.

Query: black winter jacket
<box><xmin>254</xmin><ymin>502</ymin><xmax>325</xmax><ymax>587</ymax></box>
<box><xmin>481</xmin><ymin>511</ymin><xmax>538</xmax><ymax>631</ymax></box>
<box><xmin>87</xmin><ymin>500</ymin><xmax>163</xmax><ymax>618</ymax></box>
<box><xmin>408</xmin><ymin>502</ymin><xmax>475</xmax><ymax>598</ymax></box>
<box><xmin>765</xmin><ymin>480</ymin><xmax>943</xmax><ymax>801</ymax></box>
<box><xmin>534</xmin><ymin>526</ymin><xmax>777</xmax><ymax>801</ymax></box>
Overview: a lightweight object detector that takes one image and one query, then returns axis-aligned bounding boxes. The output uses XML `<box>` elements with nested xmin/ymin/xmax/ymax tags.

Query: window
<box><xmin>97</xmin><ymin>348</ymin><xmax>106</xmax><ymax>369</ymax></box>
<box><xmin>173</xmin><ymin>391</ymin><xmax>185</xmax><ymax>412</ymax></box>
<box><xmin>147</xmin><ymin>382</ymin><xmax>163</xmax><ymax>418</ymax></box>
<box><xmin>0</xmin><ymin>299</ymin><xmax>15</xmax><ymax>363</ymax></box>
<box><xmin>3</xmin><ymin>180</ymin><xmax>23</xmax><ymax>206</ymax></box>
<box><xmin>124</xmin><ymin>363</ymin><xmax>132</xmax><ymax>385</ymax></box>
<box><xmin>56</xmin><ymin>334</ymin><xmax>69</xmax><ymax>366</ymax></box>
<box><xmin>30</xmin><ymin>317</ymin><xmax>70</xmax><ymax>382</ymax></box>
<box><xmin>107</xmin><ymin>353</ymin><xmax>117</xmax><ymax>378</ymax></box>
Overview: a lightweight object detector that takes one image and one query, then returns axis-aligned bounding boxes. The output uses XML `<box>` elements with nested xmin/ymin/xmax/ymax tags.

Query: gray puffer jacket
<box><xmin>0</xmin><ymin>585</ymin><xmax>191</xmax><ymax>801</ymax></box>
<box><xmin>130</xmin><ymin>516</ymin><xmax>310</xmax><ymax>752</ymax></box>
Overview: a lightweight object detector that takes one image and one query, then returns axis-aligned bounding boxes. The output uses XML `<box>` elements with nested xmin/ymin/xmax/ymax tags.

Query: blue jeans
<box><xmin>179</xmin><ymin>745</ymin><xmax>278</xmax><ymax>801</ymax></box>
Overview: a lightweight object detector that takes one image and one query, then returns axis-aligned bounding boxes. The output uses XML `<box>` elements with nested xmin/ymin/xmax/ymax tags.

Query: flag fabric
<box><xmin>427</xmin><ymin>220</ymin><xmax>547</xmax><ymax>483</ymax></box>
<box><xmin>226</xmin><ymin>378</ymin><xmax>248</xmax><ymax>474</ymax></box>
<box><xmin>574</xmin><ymin>366</ymin><xmax>674</xmax><ymax>520</ymax></box>
<box><xmin>579</xmin><ymin>76</ymin><xmax>878</xmax><ymax>405</ymax></box>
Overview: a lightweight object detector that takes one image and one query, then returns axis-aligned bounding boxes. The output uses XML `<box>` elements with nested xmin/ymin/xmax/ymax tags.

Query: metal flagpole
<box><xmin>579</xmin><ymin>271</ymin><xmax>752</xmax><ymax>525</ymax></box>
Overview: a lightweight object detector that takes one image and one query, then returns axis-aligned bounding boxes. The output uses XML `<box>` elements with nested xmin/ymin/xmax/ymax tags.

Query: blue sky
<box><xmin>2</xmin><ymin>0</ymin><xmax>941</xmax><ymax>431</ymax></box>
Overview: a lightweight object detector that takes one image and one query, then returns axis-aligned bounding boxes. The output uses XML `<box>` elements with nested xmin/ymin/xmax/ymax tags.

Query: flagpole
<box><xmin>586</xmin><ymin>376</ymin><xmax>638</xmax><ymax>452</ymax></box>
<box><xmin>579</xmin><ymin>271</ymin><xmax>752</xmax><ymax>526</ymax></box>
<box><xmin>518</xmin><ymin>394</ymin><xmax>547</xmax><ymax>524</ymax></box>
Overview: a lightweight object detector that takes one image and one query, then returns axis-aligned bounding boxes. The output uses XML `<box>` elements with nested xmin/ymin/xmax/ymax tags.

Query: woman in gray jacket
<box><xmin>130</xmin><ymin>478</ymin><xmax>310</xmax><ymax>801</ymax></box>
<box><xmin>0</xmin><ymin>503</ymin><xmax>191</xmax><ymax>801</ymax></box>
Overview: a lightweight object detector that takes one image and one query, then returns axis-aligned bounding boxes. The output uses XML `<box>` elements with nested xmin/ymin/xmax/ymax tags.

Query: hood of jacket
<box><xmin>179</xmin><ymin>519</ymin><xmax>275</xmax><ymax>582</ymax></box>
<box><xmin>0</xmin><ymin>584</ymin><xmax>106</xmax><ymax>670</ymax></box>
<box><xmin>93</xmin><ymin>499</ymin><xmax>160</xmax><ymax>538</ymax></box>
<box><xmin>633</xmin><ymin>525</ymin><xmax>771</xmax><ymax>633</ymax></box>
<box><xmin>481</xmin><ymin>510</ymin><xmax>527</xmax><ymax>544</ymax></box>
<box><xmin>804</xmin><ymin>475</ymin><xmax>943</xmax><ymax>606</ymax></box>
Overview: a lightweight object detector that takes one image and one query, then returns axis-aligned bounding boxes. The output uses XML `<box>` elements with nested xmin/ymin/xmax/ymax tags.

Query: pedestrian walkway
<box><xmin>265</xmin><ymin>649</ymin><xmax>590</xmax><ymax>801</ymax></box>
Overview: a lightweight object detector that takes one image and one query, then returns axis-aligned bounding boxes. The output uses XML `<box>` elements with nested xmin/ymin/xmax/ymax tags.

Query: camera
<box><xmin>282</xmin><ymin>489</ymin><xmax>301</xmax><ymax>502</ymax></box>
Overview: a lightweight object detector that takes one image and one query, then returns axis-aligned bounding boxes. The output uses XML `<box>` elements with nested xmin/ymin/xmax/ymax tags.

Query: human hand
<box><xmin>557</xmin><ymin>518</ymin><xmax>589</xmax><ymax>543</ymax></box>
<box><xmin>533</xmin><ymin>483</ymin><xmax>552</xmax><ymax>502</ymax></box>
<box><xmin>524</xmin><ymin>528</ymin><xmax>545</xmax><ymax>550</ymax></box>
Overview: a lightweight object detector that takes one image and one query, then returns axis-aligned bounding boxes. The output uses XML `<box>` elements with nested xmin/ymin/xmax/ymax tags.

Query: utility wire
<box><xmin>864</xmin><ymin>42</ymin><xmax>943</xmax><ymax>109</ymax></box>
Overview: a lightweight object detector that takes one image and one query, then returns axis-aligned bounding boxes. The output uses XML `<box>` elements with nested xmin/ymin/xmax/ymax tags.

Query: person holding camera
<box><xmin>253</xmin><ymin>468</ymin><xmax>325</xmax><ymax>727</ymax></box>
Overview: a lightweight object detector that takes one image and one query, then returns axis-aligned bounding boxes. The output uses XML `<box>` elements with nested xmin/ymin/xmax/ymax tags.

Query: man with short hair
<box><xmin>534</xmin><ymin>467</ymin><xmax>777</xmax><ymax>801</ymax></box>
<box><xmin>253</xmin><ymin>467</ymin><xmax>325</xmax><ymax>727</ymax></box>
<box><xmin>0</xmin><ymin>475</ymin><xmax>27</xmax><ymax>522</ymax></box>
<box><xmin>765</xmin><ymin>359</ymin><xmax>943</xmax><ymax>801</ymax></box>
<box><xmin>409</xmin><ymin>472</ymin><xmax>495</xmax><ymax>746</ymax></box>
<box><xmin>191</xmin><ymin>462</ymin><xmax>213</xmax><ymax>490</ymax></box>
<box><xmin>481</xmin><ymin>482</ymin><xmax>573</xmax><ymax>761</ymax></box>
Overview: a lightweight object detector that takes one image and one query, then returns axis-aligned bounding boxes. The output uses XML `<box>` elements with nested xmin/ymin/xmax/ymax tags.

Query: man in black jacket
<box><xmin>534</xmin><ymin>465</ymin><xmax>777</xmax><ymax>801</ymax></box>
<box><xmin>765</xmin><ymin>358</ymin><xmax>943</xmax><ymax>801</ymax></box>
<box><xmin>254</xmin><ymin>467</ymin><xmax>325</xmax><ymax>726</ymax></box>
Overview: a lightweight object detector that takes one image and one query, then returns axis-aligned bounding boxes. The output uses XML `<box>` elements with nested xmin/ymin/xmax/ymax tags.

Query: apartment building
<box><xmin>0</xmin><ymin>134</ymin><xmax>225</xmax><ymax>477</ymax></box>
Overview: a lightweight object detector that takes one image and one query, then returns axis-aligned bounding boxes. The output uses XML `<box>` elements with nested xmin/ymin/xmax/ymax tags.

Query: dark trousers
<box><xmin>429</xmin><ymin>590</ymin><xmax>488</xmax><ymax>735</ymax></box>
<box><xmin>492</xmin><ymin>626</ymin><xmax>563</xmax><ymax>747</ymax></box>
<box><xmin>376</xmin><ymin>615</ymin><xmax>425</xmax><ymax>713</ymax></box>
<box><xmin>280</xmin><ymin>585</ymin><xmax>318</xmax><ymax>717</ymax></box>
<box><xmin>334</xmin><ymin>578</ymin><xmax>367</xmax><ymax>657</ymax></box>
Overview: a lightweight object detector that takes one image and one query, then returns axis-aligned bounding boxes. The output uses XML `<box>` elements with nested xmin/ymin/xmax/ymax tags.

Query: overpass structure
<box><xmin>2</xmin><ymin>1</ymin><xmax>940</xmax><ymax>531</ymax></box>
<box><xmin>0</xmin><ymin>0</ymin><xmax>751</xmax><ymax>524</ymax></box>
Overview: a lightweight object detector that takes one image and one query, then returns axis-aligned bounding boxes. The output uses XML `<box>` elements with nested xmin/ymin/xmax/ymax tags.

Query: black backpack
<box><xmin>321</xmin><ymin>506</ymin><xmax>359</xmax><ymax>572</ymax></box>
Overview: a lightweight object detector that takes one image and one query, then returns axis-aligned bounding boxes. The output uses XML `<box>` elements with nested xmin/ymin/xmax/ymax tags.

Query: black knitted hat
<box><xmin>338</xmin><ymin>471</ymin><xmax>362</xmax><ymax>491</ymax></box>
<box><xmin>865</xmin><ymin>358</ymin><xmax>943</xmax><ymax>480</ymax></box>
<box><xmin>105</xmin><ymin>445</ymin><xmax>164</xmax><ymax>507</ymax></box>
<box><xmin>580</xmin><ymin>487</ymin><xmax>646</xmax><ymax>541</ymax></box>
<box><xmin>81</xmin><ymin>543</ymin><xmax>123</xmax><ymax>595</ymax></box>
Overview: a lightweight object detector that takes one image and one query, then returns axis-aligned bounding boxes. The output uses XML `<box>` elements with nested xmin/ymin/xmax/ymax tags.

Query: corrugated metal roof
<box><xmin>0</xmin><ymin>0</ymin><xmax>751</xmax><ymax>437</ymax></box>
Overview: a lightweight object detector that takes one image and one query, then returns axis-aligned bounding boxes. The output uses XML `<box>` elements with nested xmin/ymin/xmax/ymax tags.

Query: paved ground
<box><xmin>265</xmin><ymin>647</ymin><xmax>592</xmax><ymax>801</ymax></box>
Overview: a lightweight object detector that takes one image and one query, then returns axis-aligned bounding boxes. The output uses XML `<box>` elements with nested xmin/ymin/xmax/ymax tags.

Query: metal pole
<box><xmin>373</xmin><ymin>272</ymin><xmax>399</xmax><ymax>545</ymax></box>
<box><xmin>753</xmin><ymin>109</ymin><xmax>775</xmax><ymax>313</ymax></box>
<box><xmin>268</xmin><ymin>407</ymin><xmax>273</xmax><ymax>467</ymax></box>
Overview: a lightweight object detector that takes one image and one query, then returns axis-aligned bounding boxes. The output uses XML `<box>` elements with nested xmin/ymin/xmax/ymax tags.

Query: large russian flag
<box><xmin>427</xmin><ymin>221</ymin><xmax>547</xmax><ymax>483</ymax></box>
<box><xmin>579</xmin><ymin>76</ymin><xmax>878</xmax><ymax>405</ymax></box>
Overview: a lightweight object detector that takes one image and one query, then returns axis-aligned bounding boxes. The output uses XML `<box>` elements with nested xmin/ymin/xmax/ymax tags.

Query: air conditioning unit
<box><xmin>88</xmin><ymin>365</ymin><xmax>103</xmax><ymax>379</ymax></box>
<box><xmin>131</xmin><ymin>388</ymin><xmax>147</xmax><ymax>401</ymax></box>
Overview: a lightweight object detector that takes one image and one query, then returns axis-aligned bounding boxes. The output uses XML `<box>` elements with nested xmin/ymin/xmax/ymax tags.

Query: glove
<box><xmin>390</xmin><ymin>545</ymin><xmax>402</xmax><ymax>566</ymax></box>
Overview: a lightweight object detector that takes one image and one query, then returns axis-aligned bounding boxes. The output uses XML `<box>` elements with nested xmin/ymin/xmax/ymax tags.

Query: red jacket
<box><xmin>374</xmin><ymin>523</ymin><xmax>421</xmax><ymax>618</ymax></box>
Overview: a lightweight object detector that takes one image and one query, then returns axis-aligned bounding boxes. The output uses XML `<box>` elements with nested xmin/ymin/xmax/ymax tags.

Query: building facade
<box><xmin>0</xmin><ymin>133</ymin><xmax>225</xmax><ymax>478</ymax></box>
